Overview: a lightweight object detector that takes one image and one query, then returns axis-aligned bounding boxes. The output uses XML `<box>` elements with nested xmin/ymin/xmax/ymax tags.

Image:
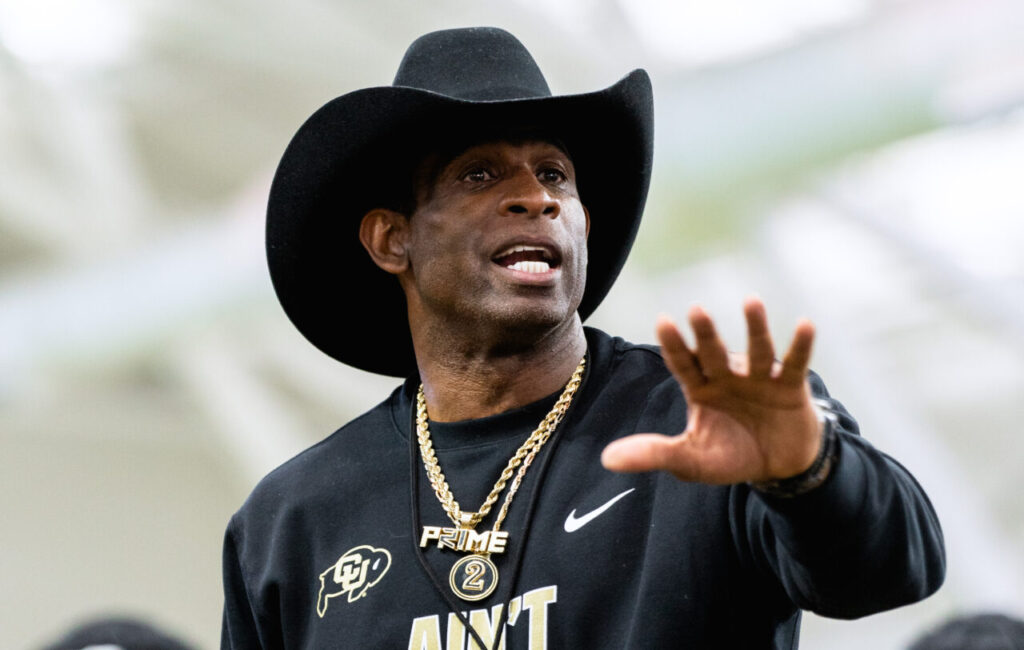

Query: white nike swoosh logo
<box><xmin>564</xmin><ymin>488</ymin><xmax>636</xmax><ymax>533</ymax></box>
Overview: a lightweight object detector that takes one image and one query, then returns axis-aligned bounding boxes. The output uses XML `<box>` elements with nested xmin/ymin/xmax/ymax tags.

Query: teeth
<box><xmin>508</xmin><ymin>260</ymin><xmax>551</xmax><ymax>273</ymax></box>
<box><xmin>495</xmin><ymin>244</ymin><xmax>550</xmax><ymax>259</ymax></box>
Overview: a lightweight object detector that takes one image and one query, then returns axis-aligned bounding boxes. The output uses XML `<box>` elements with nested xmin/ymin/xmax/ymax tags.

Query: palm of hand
<box><xmin>602</xmin><ymin>297</ymin><xmax>822</xmax><ymax>485</ymax></box>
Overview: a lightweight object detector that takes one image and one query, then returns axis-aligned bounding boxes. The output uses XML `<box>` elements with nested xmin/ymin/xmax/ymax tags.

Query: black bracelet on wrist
<box><xmin>750</xmin><ymin>404</ymin><xmax>840</xmax><ymax>498</ymax></box>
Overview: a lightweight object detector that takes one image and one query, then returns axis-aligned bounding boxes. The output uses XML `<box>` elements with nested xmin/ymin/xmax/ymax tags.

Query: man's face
<box><xmin>400</xmin><ymin>139</ymin><xmax>590</xmax><ymax>339</ymax></box>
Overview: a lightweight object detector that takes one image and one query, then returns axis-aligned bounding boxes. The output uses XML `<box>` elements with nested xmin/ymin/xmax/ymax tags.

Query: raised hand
<box><xmin>601</xmin><ymin>296</ymin><xmax>823</xmax><ymax>485</ymax></box>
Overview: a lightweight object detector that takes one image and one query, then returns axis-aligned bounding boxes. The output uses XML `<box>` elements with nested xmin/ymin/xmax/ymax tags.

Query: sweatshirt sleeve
<box><xmin>734</xmin><ymin>373</ymin><xmax>946</xmax><ymax>619</ymax></box>
<box><xmin>221</xmin><ymin>516</ymin><xmax>266</xmax><ymax>650</ymax></box>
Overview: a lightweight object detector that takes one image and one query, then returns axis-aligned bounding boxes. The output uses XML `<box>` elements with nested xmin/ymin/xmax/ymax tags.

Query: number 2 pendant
<box><xmin>449</xmin><ymin>554</ymin><xmax>499</xmax><ymax>601</ymax></box>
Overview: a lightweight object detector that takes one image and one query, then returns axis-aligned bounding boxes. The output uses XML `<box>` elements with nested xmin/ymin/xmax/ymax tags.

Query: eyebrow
<box><xmin>451</xmin><ymin>143</ymin><xmax>572</xmax><ymax>166</ymax></box>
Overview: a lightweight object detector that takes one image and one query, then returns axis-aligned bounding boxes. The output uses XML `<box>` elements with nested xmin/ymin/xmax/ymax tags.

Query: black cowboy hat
<box><xmin>267</xmin><ymin>26</ymin><xmax>653</xmax><ymax>376</ymax></box>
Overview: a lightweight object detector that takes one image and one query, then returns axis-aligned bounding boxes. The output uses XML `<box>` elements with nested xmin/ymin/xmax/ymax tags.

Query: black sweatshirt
<box><xmin>222</xmin><ymin>328</ymin><xmax>945</xmax><ymax>649</ymax></box>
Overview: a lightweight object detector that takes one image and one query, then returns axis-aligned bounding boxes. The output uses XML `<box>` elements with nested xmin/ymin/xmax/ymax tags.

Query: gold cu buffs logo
<box><xmin>316</xmin><ymin>545</ymin><xmax>392</xmax><ymax>618</ymax></box>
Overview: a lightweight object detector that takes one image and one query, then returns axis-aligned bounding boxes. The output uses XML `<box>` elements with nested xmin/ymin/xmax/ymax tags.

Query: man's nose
<box><xmin>498</xmin><ymin>172</ymin><xmax>560</xmax><ymax>219</ymax></box>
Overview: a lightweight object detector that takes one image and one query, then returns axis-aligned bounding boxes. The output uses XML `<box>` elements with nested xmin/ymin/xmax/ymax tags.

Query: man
<box><xmin>908</xmin><ymin>613</ymin><xmax>1024</xmax><ymax>650</ymax></box>
<box><xmin>43</xmin><ymin>616</ymin><xmax>197</xmax><ymax>650</ymax></box>
<box><xmin>222</xmin><ymin>27</ymin><xmax>945</xmax><ymax>649</ymax></box>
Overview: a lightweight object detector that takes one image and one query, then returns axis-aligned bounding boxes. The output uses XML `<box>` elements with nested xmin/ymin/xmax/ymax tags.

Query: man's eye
<box><xmin>538</xmin><ymin>168</ymin><xmax>567</xmax><ymax>183</ymax></box>
<box><xmin>463</xmin><ymin>168</ymin><xmax>493</xmax><ymax>182</ymax></box>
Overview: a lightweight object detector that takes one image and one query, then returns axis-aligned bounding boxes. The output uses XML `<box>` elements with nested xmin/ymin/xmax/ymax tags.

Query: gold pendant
<box><xmin>449</xmin><ymin>554</ymin><xmax>499</xmax><ymax>601</ymax></box>
<box><xmin>420</xmin><ymin>525</ymin><xmax>509</xmax><ymax>554</ymax></box>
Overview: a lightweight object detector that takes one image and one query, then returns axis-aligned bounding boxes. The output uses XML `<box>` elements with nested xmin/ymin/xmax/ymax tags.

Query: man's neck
<box><xmin>412</xmin><ymin>318</ymin><xmax>587</xmax><ymax>422</ymax></box>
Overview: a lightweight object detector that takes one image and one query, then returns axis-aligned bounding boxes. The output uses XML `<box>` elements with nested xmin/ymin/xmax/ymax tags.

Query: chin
<box><xmin>486</xmin><ymin>299</ymin><xmax>579</xmax><ymax>343</ymax></box>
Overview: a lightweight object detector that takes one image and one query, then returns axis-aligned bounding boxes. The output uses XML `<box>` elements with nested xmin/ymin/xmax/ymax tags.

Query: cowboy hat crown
<box><xmin>394</xmin><ymin>27</ymin><xmax>551</xmax><ymax>100</ymax></box>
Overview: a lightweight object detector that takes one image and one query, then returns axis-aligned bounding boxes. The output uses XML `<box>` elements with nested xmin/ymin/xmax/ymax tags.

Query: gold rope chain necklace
<box><xmin>416</xmin><ymin>356</ymin><xmax>586</xmax><ymax>601</ymax></box>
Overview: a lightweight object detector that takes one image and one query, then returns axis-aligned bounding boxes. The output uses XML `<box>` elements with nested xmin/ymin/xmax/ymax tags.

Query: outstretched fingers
<box><xmin>744</xmin><ymin>296</ymin><xmax>776</xmax><ymax>379</ymax></box>
<box><xmin>778</xmin><ymin>318</ymin><xmax>815</xmax><ymax>386</ymax></box>
<box><xmin>688</xmin><ymin>305</ymin><xmax>731</xmax><ymax>379</ymax></box>
<box><xmin>601</xmin><ymin>433</ymin><xmax>699</xmax><ymax>479</ymax></box>
<box><xmin>656</xmin><ymin>315</ymin><xmax>705</xmax><ymax>391</ymax></box>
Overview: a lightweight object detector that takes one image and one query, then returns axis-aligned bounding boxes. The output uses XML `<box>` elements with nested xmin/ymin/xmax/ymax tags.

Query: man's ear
<box><xmin>584</xmin><ymin>205</ymin><xmax>591</xmax><ymax>238</ymax></box>
<box><xmin>359</xmin><ymin>208</ymin><xmax>410</xmax><ymax>275</ymax></box>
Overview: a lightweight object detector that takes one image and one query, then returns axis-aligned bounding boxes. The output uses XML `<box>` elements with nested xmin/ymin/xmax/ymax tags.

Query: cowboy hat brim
<box><xmin>267</xmin><ymin>69</ymin><xmax>653</xmax><ymax>377</ymax></box>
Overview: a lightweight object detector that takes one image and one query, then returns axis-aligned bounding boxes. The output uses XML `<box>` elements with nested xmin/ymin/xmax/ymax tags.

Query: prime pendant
<box><xmin>449</xmin><ymin>554</ymin><xmax>499</xmax><ymax>601</ymax></box>
<box><xmin>420</xmin><ymin>525</ymin><xmax>509</xmax><ymax>554</ymax></box>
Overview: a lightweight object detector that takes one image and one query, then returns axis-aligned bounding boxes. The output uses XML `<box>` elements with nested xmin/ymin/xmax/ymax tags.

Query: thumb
<box><xmin>602</xmin><ymin>433</ymin><xmax>698</xmax><ymax>477</ymax></box>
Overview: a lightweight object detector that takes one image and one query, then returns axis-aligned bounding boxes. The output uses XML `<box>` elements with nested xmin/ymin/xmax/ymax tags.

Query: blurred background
<box><xmin>2</xmin><ymin>0</ymin><xmax>1023</xmax><ymax>647</ymax></box>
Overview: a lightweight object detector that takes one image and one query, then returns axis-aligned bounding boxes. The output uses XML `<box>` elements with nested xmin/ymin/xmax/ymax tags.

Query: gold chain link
<box><xmin>416</xmin><ymin>356</ymin><xmax>586</xmax><ymax>530</ymax></box>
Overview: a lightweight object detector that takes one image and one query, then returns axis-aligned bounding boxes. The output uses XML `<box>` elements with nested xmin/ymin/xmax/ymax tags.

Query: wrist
<box><xmin>750</xmin><ymin>401</ymin><xmax>840</xmax><ymax>498</ymax></box>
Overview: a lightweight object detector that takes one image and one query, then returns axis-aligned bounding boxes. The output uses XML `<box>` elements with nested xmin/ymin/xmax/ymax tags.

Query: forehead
<box><xmin>444</xmin><ymin>138</ymin><xmax>571</xmax><ymax>164</ymax></box>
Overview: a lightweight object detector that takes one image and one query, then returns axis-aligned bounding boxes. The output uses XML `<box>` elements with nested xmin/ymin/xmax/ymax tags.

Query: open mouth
<box><xmin>492</xmin><ymin>244</ymin><xmax>561</xmax><ymax>274</ymax></box>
